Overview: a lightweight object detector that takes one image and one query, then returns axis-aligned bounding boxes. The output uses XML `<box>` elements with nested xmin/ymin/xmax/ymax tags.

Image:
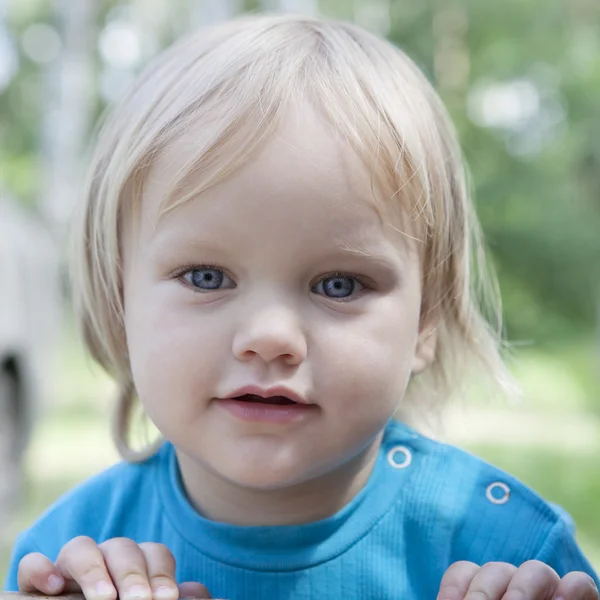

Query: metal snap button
<box><xmin>486</xmin><ymin>481</ymin><xmax>510</xmax><ymax>505</ymax></box>
<box><xmin>387</xmin><ymin>445</ymin><xmax>412</xmax><ymax>469</ymax></box>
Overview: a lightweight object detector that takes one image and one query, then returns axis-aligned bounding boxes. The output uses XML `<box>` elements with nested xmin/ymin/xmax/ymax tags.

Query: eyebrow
<box><xmin>335</xmin><ymin>240</ymin><xmax>383</xmax><ymax>257</ymax></box>
<box><xmin>332</xmin><ymin>240</ymin><xmax>405</xmax><ymax>268</ymax></box>
<box><xmin>148</xmin><ymin>219</ymin><xmax>408</xmax><ymax>272</ymax></box>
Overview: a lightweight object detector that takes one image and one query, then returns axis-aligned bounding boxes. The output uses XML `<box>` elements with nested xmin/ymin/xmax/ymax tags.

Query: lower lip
<box><xmin>217</xmin><ymin>399</ymin><xmax>314</xmax><ymax>423</ymax></box>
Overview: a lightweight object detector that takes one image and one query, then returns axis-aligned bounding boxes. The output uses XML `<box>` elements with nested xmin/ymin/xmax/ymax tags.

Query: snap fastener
<box><xmin>387</xmin><ymin>445</ymin><xmax>412</xmax><ymax>469</ymax></box>
<box><xmin>486</xmin><ymin>481</ymin><xmax>510</xmax><ymax>505</ymax></box>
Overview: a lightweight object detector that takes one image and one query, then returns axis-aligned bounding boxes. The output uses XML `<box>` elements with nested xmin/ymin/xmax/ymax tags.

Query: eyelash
<box><xmin>313</xmin><ymin>271</ymin><xmax>371</xmax><ymax>302</ymax></box>
<box><xmin>172</xmin><ymin>264</ymin><xmax>222</xmax><ymax>279</ymax></box>
<box><xmin>172</xmin><ymin>265</ymin><xmax>372</xmax><ymax>300</ymax></box>
<box><xmin>172</xmin><ymin>264</ymin><xmax>232</xmax><ymax>290</ymax></box>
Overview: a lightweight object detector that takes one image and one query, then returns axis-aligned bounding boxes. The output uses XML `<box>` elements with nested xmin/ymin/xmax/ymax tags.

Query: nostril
<box><xmin>232</xmin><ymin>325</ymin><xmax>307</xmax><ymax>365</ymax></box>
<box><xmin>284</xmin><ymin>353</ymin><xmax>305</xmax><ymax>366</ymax></box>
<box><xmin>234</xmin><ymin>343</ymin><xmax>305</xmax><ymax>365</ymax></box>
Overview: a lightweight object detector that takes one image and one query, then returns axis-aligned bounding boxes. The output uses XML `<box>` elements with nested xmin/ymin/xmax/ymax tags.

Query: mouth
<box><xmin>232</xmin><ymin>394</ymin><xmax>298</xmax><ymax>406</ymax></box>
<box><xmin>217</xmin><ymin>387</ymin><xmax>313</xmax><ymax>423</ymax></box>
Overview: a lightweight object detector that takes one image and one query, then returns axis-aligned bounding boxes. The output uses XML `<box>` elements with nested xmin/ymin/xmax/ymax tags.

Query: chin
<box><xmin>218</xmin><ymin>459</ymin><xmax>314</xmax><ymax>491</ymax></box>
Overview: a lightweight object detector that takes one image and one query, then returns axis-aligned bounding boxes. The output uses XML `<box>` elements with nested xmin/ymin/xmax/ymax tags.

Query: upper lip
<box><xmin>224</xmin><ymin>385</ymin><xmax>309</xmax><ymax>405</ymax></box>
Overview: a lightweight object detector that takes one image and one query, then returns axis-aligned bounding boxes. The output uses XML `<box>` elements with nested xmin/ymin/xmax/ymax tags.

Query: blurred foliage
<box><xmin>386</xmin><ymin>0</ymin><xmax>600</xmax><ymax>342</ymax></box>
<box><xmin>0</xmin><ymin>0</ymin><xmax>598</xmax><ymax>345</ymax></box>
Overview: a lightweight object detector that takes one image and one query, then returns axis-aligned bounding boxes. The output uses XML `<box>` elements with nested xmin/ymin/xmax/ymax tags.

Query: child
<box><xmin>5</xmin><ymin>13</ymin><xmax>599</xmax><ymax>600</ymax></box>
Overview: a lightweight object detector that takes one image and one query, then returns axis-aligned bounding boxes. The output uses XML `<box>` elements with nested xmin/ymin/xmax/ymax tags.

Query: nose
<box><xmin>232</xmin><ymin>304</ymin><xmax>307</xmax><ymax>367</ymax></box>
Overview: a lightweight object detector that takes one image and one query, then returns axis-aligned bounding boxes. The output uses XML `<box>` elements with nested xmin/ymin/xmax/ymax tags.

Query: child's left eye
<box><xmin>181</xmin><ymin>267</ymin><xmax>235</xmax><ymax>291</ymax></box>
<box><xmin>311</xmin><ymin>274</ymin><xmax>365</xmax><ymax>299</ymax></box>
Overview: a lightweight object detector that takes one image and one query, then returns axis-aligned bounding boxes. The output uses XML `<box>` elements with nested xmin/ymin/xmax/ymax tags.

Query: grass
<box><xmin>1</xmin><ymin>324</ymin><xmax>599</xmax><ymax>583</ymax></box>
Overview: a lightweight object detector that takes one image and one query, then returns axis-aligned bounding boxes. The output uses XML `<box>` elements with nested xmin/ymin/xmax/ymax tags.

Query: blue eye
<box><xmin>182</xmin><ymin>268</ymin><xmax>233</xmax><ymax>291</ymax></box>
<box><xmin>312</xmin><ymin>275</ymin><xmax>363</xmax><ymax>299</ymax></box>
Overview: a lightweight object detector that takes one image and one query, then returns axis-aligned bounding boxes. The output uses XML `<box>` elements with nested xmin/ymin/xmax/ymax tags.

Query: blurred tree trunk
<box><xmin>432</xmin><ymin>0</ymin><xmax>469</xmax><ymax>97</ymax></box>
<box><xmin>40</xmin><ymin>0</ymin><xmax>97</xmax><ymax>238</ymax></box>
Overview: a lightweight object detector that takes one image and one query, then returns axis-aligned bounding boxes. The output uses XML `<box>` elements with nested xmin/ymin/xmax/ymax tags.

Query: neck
<box><xmin>175</xmin><ymin>435</ymin><xmax>382</xmax><ymax>526</ymax></box>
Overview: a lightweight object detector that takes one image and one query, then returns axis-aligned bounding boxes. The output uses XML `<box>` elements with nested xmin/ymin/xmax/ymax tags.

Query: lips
<box><xmin>232</xmin><ymin>394</ymin><xmax>297</xmax><ymax>405</ymax></box>
<box><xmin>224</xmin><ymin>385</ymin><xmax>308</xmax><ymax>405</ymax></box>
<box><xmin>217</xmin><ymin>386</ymin><xmax>313</xmax><ymax>423</ymax></box>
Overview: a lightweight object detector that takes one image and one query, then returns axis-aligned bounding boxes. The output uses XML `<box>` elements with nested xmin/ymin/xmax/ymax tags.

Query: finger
<box><xmin>465</xmin><ymin>562</ymin><xmax>517</xmax><ymax>600</ymax></box>
<box><xmin>18</xmin><ymin>552</ymin><xmax>66</xmax><ymax>595</ymax></box>
<box><xmin>99</xmin><ymin>538</ymin><xmax>152</xmax><ymax>600</ymax></box>
<box><xmin>437</xmin><ymin>561</ymin><xmax>481</xmax><ymax>600</ymax></box>
<box><xmin>138</xmin><ymin>543</ymin><xmax>178</xmax><ymax>600</ymax></box>
<box><xmin>55</xmin><ymin>536</ymin><xmax>117</xmax><ymax>600</ymax></box>
<box><xmin>178</xmin><ymin>581</ymin><xmax>212</xmax><ymax>599</ymax></box>
<box><xmin>552</xmin><ymin>571</ymin><xmax>599</xmax><ymax>600</ymax></box>
<box><xmin>502</xmin><ymin>560</ymin><xmax>559</xmax><ymax>600</ymax></box>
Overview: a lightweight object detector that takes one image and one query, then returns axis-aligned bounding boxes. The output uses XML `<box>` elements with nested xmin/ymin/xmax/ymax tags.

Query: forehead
<box><xmin>133</xmin><ymin>102</ymin><xmax>419</xmax><ymax>255</ymax></box>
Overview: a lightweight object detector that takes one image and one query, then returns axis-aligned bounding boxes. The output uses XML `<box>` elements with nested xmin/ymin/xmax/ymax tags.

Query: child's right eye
<box><xmin>180</xmin><ymin>267</ymin><xmax>235</xmax><ymax>291</ymax></box>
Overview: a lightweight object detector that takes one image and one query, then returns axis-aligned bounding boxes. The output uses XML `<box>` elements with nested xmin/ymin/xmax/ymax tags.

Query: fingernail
<box><xmin>95</xmin><ymin>581</ymin><xmax>115</xmax><ymax>599</ymax></box>
<box><xmin>126</xmin><ymin>585</ymin><xmax>150</xmax><ymax>600</ymax></box>
<box><xmin>154</xmin><ymin>586</ymin><xmax>177</xmax><ymax>600</ymax></box>
<box><xmin>47</xmin><ymin>575</ymin><xmax>64</xmax><ymax>593</ymax></box>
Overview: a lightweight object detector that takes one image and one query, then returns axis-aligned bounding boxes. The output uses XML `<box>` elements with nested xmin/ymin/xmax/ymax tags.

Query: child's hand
<box><xmin>17</xmin><ymin>536</ymin><xmax>212</xmax><ymax>600</ymax></box>
<box><xmin>437</xmin><ymin>560</ymin><xmax>598</xmax><ymax>600</ymax></box>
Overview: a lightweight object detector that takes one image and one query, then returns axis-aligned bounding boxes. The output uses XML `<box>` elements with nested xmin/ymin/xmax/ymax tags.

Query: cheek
<box><xmin>313</xmin><ymin>298</ymin><xmax>421</xmax><ymax>411</ymax></box>
<box><xmin>124</xmin><ymin>286</ymin><xmax>227</xmax><ymax>408</ymax></box>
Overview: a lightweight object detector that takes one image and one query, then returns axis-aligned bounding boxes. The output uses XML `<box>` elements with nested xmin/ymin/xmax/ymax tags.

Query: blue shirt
<box><xmin>5</xmin><ymin>421</ymin><xmax>598</xmax><ymax>599</ymax></box>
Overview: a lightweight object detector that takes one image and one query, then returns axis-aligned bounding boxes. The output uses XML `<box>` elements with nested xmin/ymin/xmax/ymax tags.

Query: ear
<box><xmin>411</xmin><ymin>322</ymin><xmax>438</xmax><ymax>375</ymax></box>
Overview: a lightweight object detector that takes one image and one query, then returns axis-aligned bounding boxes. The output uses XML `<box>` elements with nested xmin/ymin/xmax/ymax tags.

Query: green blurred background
<box><xmin>0</xmin><ymin>0</ymin><xmax>598</xmax><ymax>579</ymax></box>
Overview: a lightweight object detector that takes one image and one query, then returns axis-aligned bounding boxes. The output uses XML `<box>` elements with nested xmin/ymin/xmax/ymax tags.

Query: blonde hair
<box><xmin>72</xmin><ymin>13</ymin><xmax>514</xmax><ymax>462</ymax></box>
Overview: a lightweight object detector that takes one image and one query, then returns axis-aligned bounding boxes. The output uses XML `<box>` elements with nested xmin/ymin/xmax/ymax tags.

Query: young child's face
<box><xmin>121</xmin><ymin>102</ymin><xmax>435</xmax><ymax>491</ymax></box>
